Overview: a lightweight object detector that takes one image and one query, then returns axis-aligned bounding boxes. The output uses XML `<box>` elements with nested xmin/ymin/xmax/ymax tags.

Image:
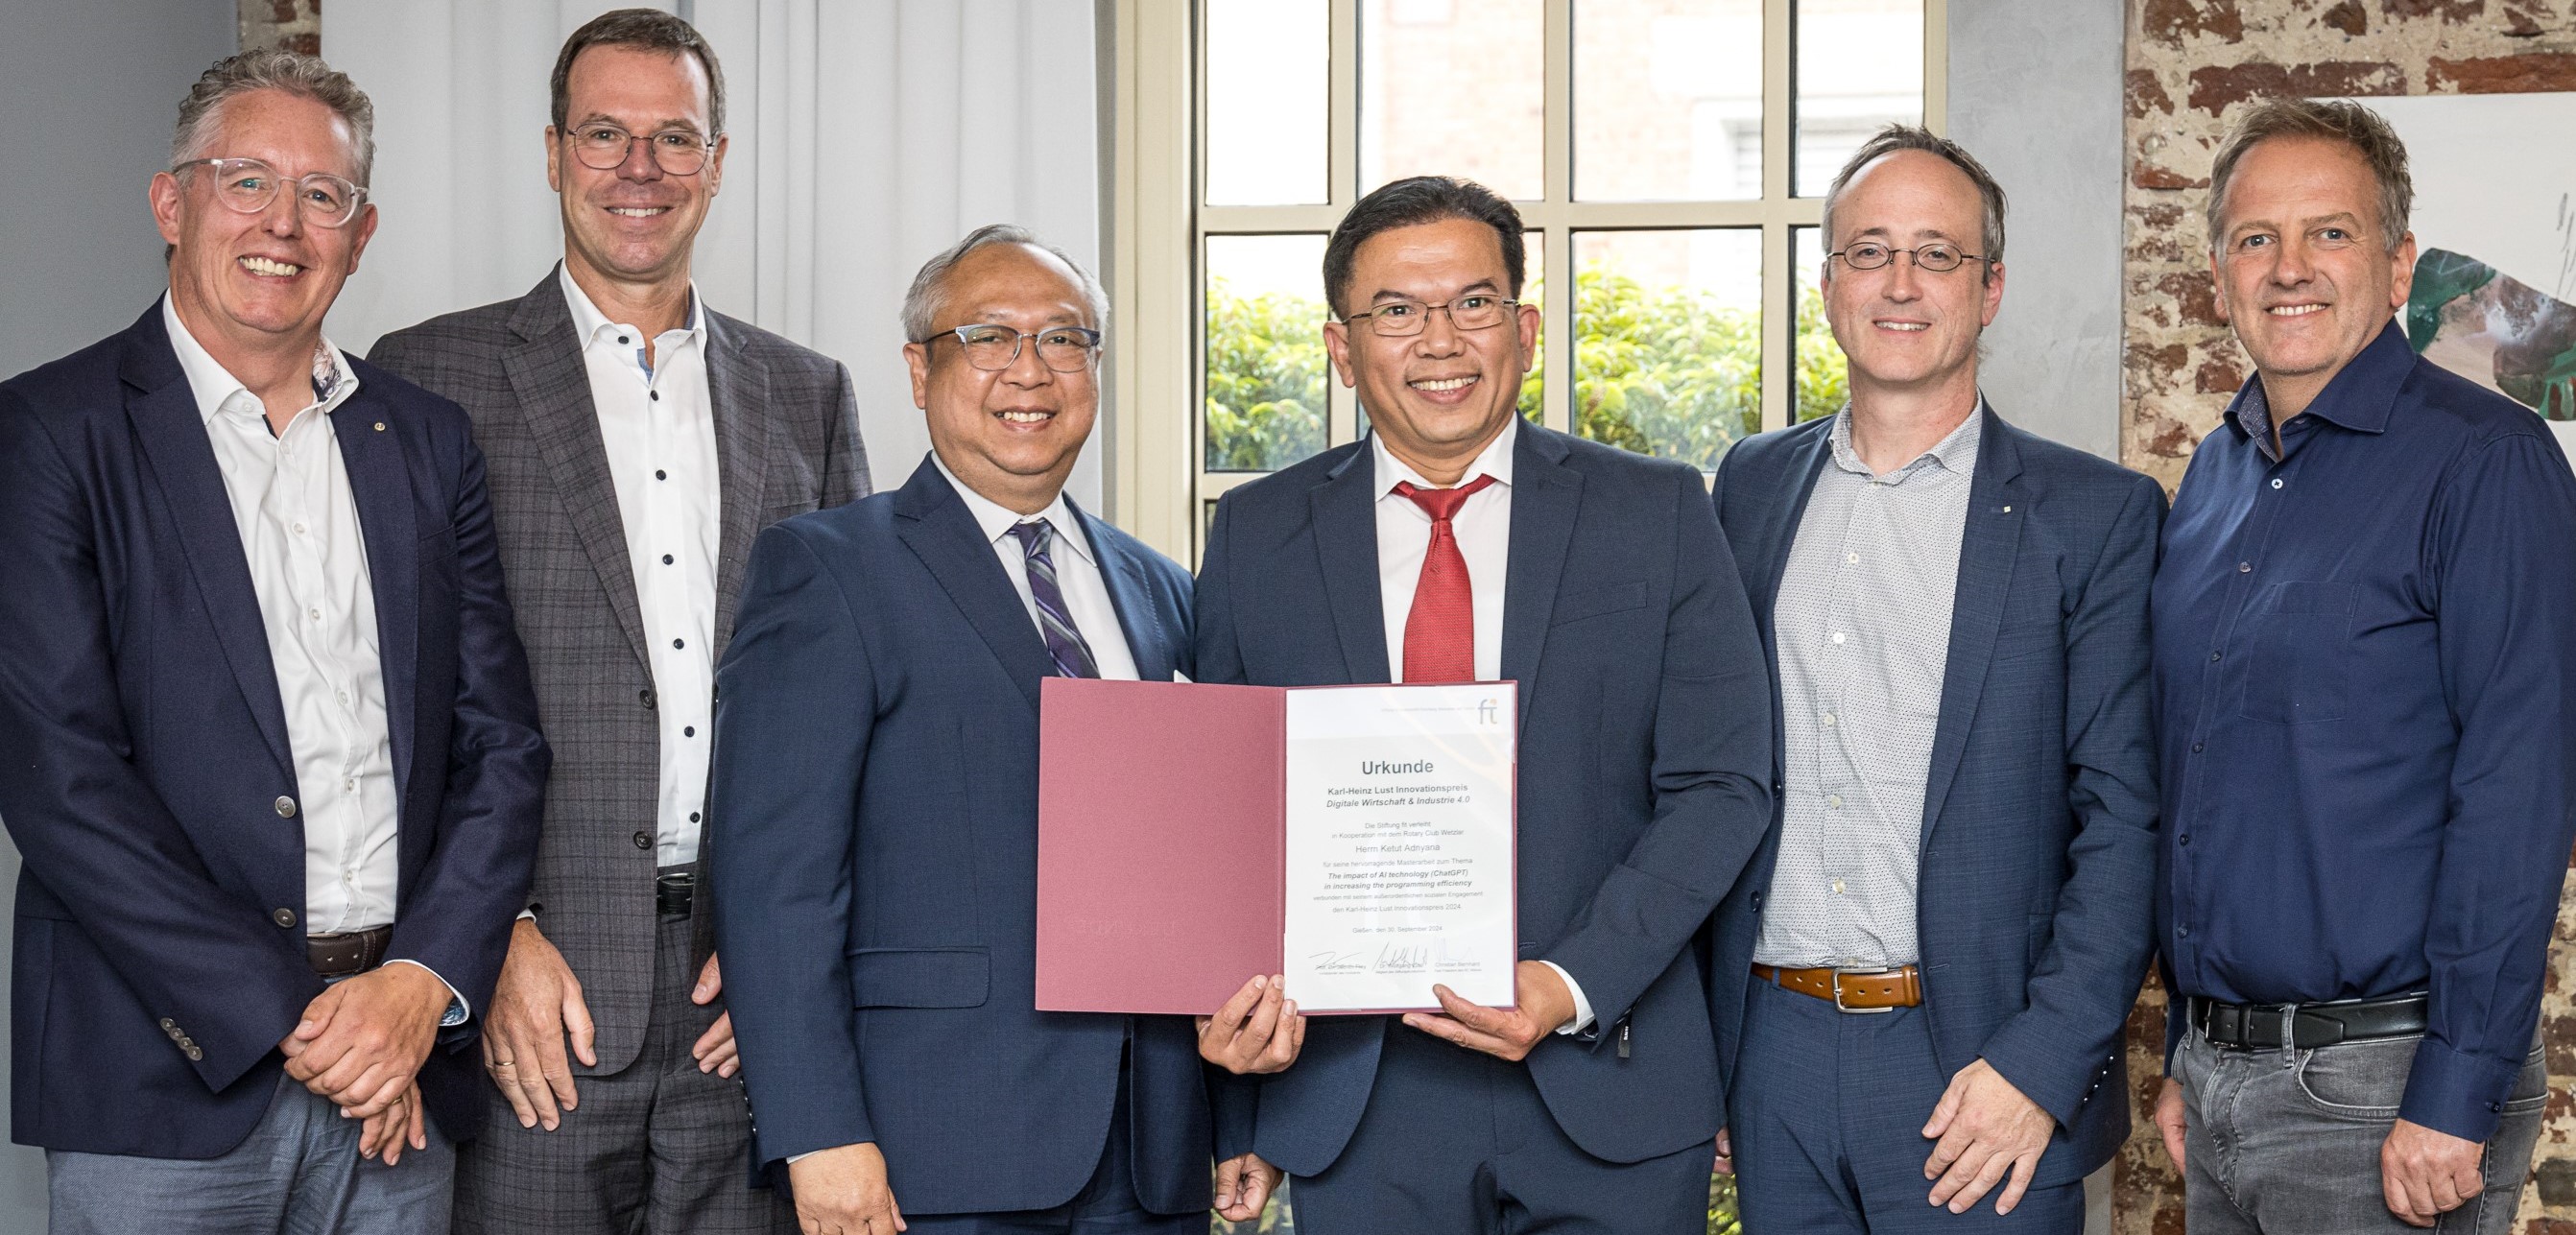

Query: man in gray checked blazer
<box><xmin>368</xmin><ymin>11</ymin><xmax>867</xmax><ymax>1232</ymax></box>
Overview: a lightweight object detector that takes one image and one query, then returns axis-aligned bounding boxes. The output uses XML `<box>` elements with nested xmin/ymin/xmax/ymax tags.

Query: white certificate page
<box><xmin>1282</xmin><ymin>683</ymin><xmax>1517</xmax><ymax>1012</ymax></box>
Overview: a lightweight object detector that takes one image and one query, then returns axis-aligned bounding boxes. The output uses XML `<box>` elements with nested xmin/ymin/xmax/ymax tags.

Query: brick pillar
<box><xmin>238</xmin><ymin>0</ymin><xmax>320</xmax><ymax>56</ymax></box>
<box><xmin>2119</xmin><ymin>3</ymin><xmax>2576</xmax><ymax>1231</ymax></box>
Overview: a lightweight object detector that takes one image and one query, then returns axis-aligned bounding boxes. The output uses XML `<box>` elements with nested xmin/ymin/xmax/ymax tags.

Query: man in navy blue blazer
<box><xmin>1706</xmin><ymin>128</ymin><xmax>2162</xmax><ymax>1231</ymax></box>
<box><xmin>709</xmin><ymin>226</ymin><xmax>1268</xmax><ymax>1235</ymax></box>
<box><xmin>0</xmin><ymin>51</ymin><xmax>547</xmax><ymax>1232</ymax></box>
<box><xmin>1190</xmin><ymin>176</ymin><xmax>1776</xmax><ymax>1232</ymax></box>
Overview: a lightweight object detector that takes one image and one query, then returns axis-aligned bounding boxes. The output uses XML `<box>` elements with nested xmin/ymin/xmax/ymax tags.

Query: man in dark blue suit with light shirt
<box><xmin>0</xmin><ymin>49</ymin><xmax>547</xmax><ymax>1233</ymax></box>
<box><xmin>709</xmin><ymin>226</ymin><xmax>1271</xmax><ymax>1235</ymax></box>
<box><xmin>1190</xmin><ymin>175</ymin><xmax>1776</xmax><ymax>1233</ymax></box>
<box><xmin>1707</xmin><ymin>128</ymin><xmax>2164</xmax><ymax>1232</ymax></box>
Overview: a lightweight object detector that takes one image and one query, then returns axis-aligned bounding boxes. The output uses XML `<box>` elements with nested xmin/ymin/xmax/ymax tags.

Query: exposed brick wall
<box><xmin>2119</xmin><ymin>3</ymin><xmax>2576</xmax><ymax>1232</ymax></box>
<box><xmin>238</xmin><ymin>0</ymin><xmax>320</xmax><ymax>57</ymax></box>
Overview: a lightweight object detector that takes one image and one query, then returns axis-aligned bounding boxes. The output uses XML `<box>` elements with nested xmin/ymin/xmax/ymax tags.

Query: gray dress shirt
<box><xmin>1752</xmin><ymin>405</ymin><xmax>1981</xmax><ymax>969</ymax></box>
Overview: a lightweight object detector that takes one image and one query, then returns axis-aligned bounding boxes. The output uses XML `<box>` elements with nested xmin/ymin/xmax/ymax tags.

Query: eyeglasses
<box><xmin>561</xmin><ymin>124</ymin><xmax>718</xmax><ymax>175</ymax></box>
<box><xmin>916</xmin><ymin>324</ymin><xmax>1104</xmax><ymax>372</ymax></box>
<box><xmin>171</xmin><ymin>157</ymin><xmax>368</xmax><ymax>227</ymax></box>
<box><xmin>1341</xmin><ymin>294</ymin><xmax>1518</xmax><ymax>337</ymax></box>
<box><xmin>1829</xmin><ymin>242</ymin><xmax>1988</xmax><ymax>273</ymax></box>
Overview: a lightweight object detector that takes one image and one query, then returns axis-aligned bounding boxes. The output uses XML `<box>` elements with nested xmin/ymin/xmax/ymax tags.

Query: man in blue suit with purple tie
<box><xmin>710</xmin><ymin>226</ymin><xmax>1271</xmax><ymax>1235</ymax></box>
<box><xmin>1190</xmin><ymin>176</ymin><xmax>1776</xmax><ymax>1233</ymax></box>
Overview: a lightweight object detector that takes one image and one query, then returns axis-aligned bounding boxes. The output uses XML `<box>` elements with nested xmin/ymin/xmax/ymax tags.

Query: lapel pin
<box><xmin>373</xmin><ymin>421</ymin><xmax>387</xmax><ymax>432</ymax></box>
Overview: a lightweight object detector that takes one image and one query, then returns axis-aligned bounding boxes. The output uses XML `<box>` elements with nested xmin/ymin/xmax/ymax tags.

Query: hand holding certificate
<box><xmin>1035</xmin><ymin>678</ymin><xmax>1518</xmax><ymax>1016</ymax></box>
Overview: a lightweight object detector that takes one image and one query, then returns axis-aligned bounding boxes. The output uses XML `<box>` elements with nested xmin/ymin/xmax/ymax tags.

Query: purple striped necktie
<box><xmin>1006</xmin><ymin>519</ymin><xmax>1100</xmax><ymax>679</ymax></box>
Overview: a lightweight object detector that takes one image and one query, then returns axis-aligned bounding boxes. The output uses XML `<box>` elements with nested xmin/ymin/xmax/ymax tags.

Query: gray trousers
<box><xmin>2173</xmin><ymin>1019</ymin><xmax>2547</xmax><ymax>1234</ymax></box>
<box><xmin>452</xmin><ymin>905</ymin><xmax>794</xmax><ymax>1234</ymax></box>
<box><xmin>49</xmin><ymin>1070</ymin><xmax>453</xmax><ymax>1234</ymax></box>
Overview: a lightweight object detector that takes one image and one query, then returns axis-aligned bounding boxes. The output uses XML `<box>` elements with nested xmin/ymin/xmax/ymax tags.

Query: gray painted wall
<box><xmin>1948</xmin><ymin>0</ymin><xmax>2127</xmax><ymax>462</ymax></box>
<box><xmin>0</xmin><ymin>1</ymin><xmax>240</xmax><ymax>1223</ymax></box>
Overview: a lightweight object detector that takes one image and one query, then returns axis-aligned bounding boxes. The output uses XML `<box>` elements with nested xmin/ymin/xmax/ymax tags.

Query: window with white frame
<box><xmin>1109</xmin><ymin>0</ymin><xmax>1944</xmax><ymax>559</ymax></box>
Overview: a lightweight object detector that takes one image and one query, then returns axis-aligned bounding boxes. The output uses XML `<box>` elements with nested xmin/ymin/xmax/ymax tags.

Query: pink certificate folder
<box><xmin>1035</xmin><ymin>677</ymin><xmax>1517</xmax><ymax>1016</ymax></box>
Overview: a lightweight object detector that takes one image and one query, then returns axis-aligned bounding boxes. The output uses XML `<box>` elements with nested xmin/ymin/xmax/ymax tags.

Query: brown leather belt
<box><xmin>307</xmin><ymin>924</ymin><xmax>394</xmax><ymax>979</ymax></box>
<box><xmin>1753</xmin><ymin>962</ymin><xmax>1923</xmax><ymax>1012</ymax></box>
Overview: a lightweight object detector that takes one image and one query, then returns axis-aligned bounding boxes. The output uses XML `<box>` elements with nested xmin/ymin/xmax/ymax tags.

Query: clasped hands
<box><xmin>277</xmin><ymin>961</ymin><xmax>448</xmax><ymax>1165</ymax></box>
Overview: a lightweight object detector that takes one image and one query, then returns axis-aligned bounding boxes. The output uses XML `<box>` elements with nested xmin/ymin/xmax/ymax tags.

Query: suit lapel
<box><xmin>892</xmin><ymin>459</ymin><xmax>1058</xmax><ymax>710</ymax></box>
<box><xmin>120</xmin><ymin>316</ymin><xmax>295</xmax><ymax>777</ymax></box>
<box><xmin>503</xmin><ymin>274</ymin><xmax>652</xmax><ymax>671</ymax></box>
<box><xmin>1920</xmin><ymin>408</ymin><xmax>2025</xmax><ymax>848</ymax></box>
<box><xmin>1499</xmin><ymin>425</ymin><xmax>1581</xmax><ymax>719</ymax></box>
<box><xmin>705</xmin><ymin>310</ymin><xmax>771</xmax><ymax>656</ymax></box>
<box><xmin>1308</xmin><ymin>444</ymin><xmax>1392</xmax><ymax>684</ymax></box>
<box><xmin>330</xmin><ymin>383</ymin><xmax>419</xmax><ymax>799</ymax></box>
<box><xmin>1071</xmin><ymin>501</ymin><xmax>1177</xmax><ymax>682</ymax></box>
<box><xmin>1754</xmin><ymin>425</ymin><xmax>1836</xmax><ymax>647</ymax></box>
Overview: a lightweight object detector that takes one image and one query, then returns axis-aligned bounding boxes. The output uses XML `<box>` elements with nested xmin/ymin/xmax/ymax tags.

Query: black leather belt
<box><xmin>307</xmin><ymin>924</ymin><xmax>394</xmax><ymax>978</ymax></box>
<box><xmin>656</xmin><ymin>870</ymin><xmax>695</xmax><ymax>918</ymax></box>
<box><xmin>2190</xmin><ymin>992</ymin><xmax>2429</xmax><ymax>1050</ymax></box>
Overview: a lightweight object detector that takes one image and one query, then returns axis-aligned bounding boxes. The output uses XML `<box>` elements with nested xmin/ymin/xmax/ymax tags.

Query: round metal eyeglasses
<box><xmin>1828</xmin><ymin>242</ymin><xmax>1989</xmax><ymax>273</ymax></box>
<box><xmin>562</xmin><ymin>124</ymin><xmax>718</xmax><ymax>175</ymax></box>
<box><xmin>916</xmin><ymin>324</ymin><xmax>1104</xmax><ymax>372</ymax></box>
<box><xmin>171</xmin><ymin>157</ymin><xmax>368</xmax><ymax>227</ymax></box>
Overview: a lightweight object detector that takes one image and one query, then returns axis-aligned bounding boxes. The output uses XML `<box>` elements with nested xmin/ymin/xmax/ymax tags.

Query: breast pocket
<box><xmin>2239</xmin><ymin>581</ymin><xmax>2357</xmax><ymax>725</ymax></box>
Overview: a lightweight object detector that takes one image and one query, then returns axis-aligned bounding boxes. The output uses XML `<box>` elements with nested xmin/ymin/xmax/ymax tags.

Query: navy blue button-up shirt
<box><xmin>2154</xmin><ymin>321</ymin><xmax>2576</xmax><ymax>1142</ymax></box>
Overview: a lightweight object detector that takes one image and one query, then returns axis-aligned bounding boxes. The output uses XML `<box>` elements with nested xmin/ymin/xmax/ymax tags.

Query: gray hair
<box><xmin>901</xmin><ymin>225</ymin><xmax>1109</xmax><ymax>343</ymax></box>
<box><xmin>172</xmin><ymin>49</ymin><xmax>377</xmax><ymax>186</ymax></box>
<box><xmin>1820</xmin><ymin>124</ymin><xmax>2008</xmax><ymax>277</ymax></box>
<box><xmin>2207</xmin><ymin>97</ymin><xmax>2412</xmax><ymax>255</ymax></box>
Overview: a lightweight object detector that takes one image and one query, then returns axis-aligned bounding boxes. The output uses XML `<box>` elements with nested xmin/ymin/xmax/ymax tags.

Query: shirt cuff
<box><xmin>1540</xmin><ymin>961</ymin><xmax>1594</xmax><ymax>1035</ymax></box>
<box><xmin>2397</xmin><ymin>1035</ymin><xmax>2523</xmax><ymax>1144</ymax></box>
<box><xmin>384</xmin><ymin>959</ymin><xmax>470</xmax><ymax>1027</ymax></box>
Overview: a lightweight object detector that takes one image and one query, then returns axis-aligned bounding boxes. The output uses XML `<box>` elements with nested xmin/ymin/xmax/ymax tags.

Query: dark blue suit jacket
<box><xmin>1194</xmin><ymin>423</ymin><xmax>1775</xmax><ymax>1175</ymax></box>
<box><xmin>0</xmin><ymin>304</ymin><xmax>549</xmax><ymax>1157</ymax></box>
<box><xmin>1706</xmin><ymin>407</ymin><xmax>2164</xmax><ymax>1185</ymax></box>
<box><xmin>709</xmin><ymin>456</ymin><xmax>1211</xmax><ymax>1216</ymax></box>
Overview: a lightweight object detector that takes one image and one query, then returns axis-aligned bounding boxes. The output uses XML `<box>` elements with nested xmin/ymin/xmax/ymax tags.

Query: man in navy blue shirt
<box><xmin>2153</xmin><ymin>97</ymin><xmax>2576</xmax><ymax>1234</ymax></box>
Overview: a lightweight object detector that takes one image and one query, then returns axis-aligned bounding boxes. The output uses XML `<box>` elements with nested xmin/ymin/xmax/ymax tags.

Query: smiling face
<box><xmin>904</xmin><ymin>243</ymin><xmax>1101</xmax><ymax>515</ymax></box>
<box><xmin>151</xmin><ymin>87</ymin><xmax>376</xmax><ymax>351</ymax></box>
<box><xmin>1323</xmin><ymin>217</ymin><xmax>1538</xmax><ymax>484</ymax></box>
<box><xmin>1821</xmin><ymin>149</ymin><xmax>2003</xmax><ymax>406</ymax></box>
<box><xmin>546</xmin><ymin>43</ymin><xmax>725</xmax><ymax>290</ymax></box>
<box><xmin>2210</xmin><ymin>135</ymin><xmax>2415</xmax><ymax>416</ymax></box>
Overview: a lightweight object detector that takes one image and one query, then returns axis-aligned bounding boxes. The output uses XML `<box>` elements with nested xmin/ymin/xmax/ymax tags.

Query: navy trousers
<box><xmin>1290</xmin><ymin>1022</ymin><xmax>1712</xmax><ymax>1235</ymax></box>
<box><xmin>1729</xmin><ymin>975</ymin><xmax>2084</xmax><ymax>1233</ymax></box>
<box><xmin>901</xmin><ymin>1051</ymin><xmax>1202</xmax><ymax>1235</ymax></box>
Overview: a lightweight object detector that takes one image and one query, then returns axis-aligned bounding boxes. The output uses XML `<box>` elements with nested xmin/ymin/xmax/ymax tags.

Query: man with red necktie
<box><xmin>1190</xmin><ymin>175</ymin><xmax>1777</xmax><ymax>1233</ymax></box>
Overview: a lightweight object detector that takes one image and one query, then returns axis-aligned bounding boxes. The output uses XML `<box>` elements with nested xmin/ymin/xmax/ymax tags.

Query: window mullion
<box><xmin>1541</xmin><ymin>0</ymin><xmax>1572</xmax><ymax>435</ymax></box>
<box><xmin>1325</xmin><ymin>0</ymin><xmax>1362</xmax><ymax>448</ymax></box>
<box><xmin>1760</xmin><ymin>0</ymin><xmax>1796</xmax><ymax>434</ymax></box>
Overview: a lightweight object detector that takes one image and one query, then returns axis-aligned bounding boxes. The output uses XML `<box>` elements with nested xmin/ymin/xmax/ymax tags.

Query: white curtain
<box><xmin>324</xmin><ymin>0</ymin><xmax>1105</xmax><ymax>502</ymax></box>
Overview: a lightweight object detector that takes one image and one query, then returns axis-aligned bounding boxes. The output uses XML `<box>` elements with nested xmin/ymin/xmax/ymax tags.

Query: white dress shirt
<box><xmin>931</xmin><ymin>453</ymin><xmax>1141</xmax><ymax>682</ymax></box>
<box><xmin>163</xmin><ymin>297</ymin><xmax>461</xmax><ymax>1013</ymax></box>
<box><xmin>561</xmin><ymin>268</ymin><xmax>723</xmax><ymax>867</ymax></box>
<box><xmin>1367</xmin><ymin>418</ymin><xmax>1592</xmax><ymax>1033</ymax></box>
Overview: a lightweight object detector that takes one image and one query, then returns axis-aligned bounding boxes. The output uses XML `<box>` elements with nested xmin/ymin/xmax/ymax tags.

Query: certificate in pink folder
<box><xmin>1036</xmin><ymin>677</ymin><xmax>1517</xmax><ymax>1017</ymax></box>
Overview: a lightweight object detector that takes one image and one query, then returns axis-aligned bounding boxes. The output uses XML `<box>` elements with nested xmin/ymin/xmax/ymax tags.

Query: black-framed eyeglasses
<box><xmin>561</xmin><ymin>123</ymin><xmax>719</xmax><ymax>175</ymax></box>
<box><xmin>1829</xmin><ymin>242</ymin><xmax>1988</xmax><ymax>273</ymax></box>
<box><xmin>171</xmin><ymin>157</ymin><xmax>369</xmax><ymax>227</ymax></box>
<box><xmin>915</xmin><ymin>324</ymin><xmax>1104</xmax><ymax>372</ymax></box>
<box><xmin>1341</xmin><ymin>294</ymin><xmax>1519</xmax><ymax>337</ymax></box>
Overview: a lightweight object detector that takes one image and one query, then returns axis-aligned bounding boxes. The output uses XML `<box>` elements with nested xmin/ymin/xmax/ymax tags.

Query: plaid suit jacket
<box><xmin>370</xmin><ymin>269</ymin><xmax>871</xmax><ymax>1073</ymax></box>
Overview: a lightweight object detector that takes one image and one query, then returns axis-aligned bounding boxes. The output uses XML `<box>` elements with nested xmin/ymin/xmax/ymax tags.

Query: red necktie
<box><xmin>1395</xmin><ymin>474</ymin><xmax>1498</xmax><ymax>683</ymax></box>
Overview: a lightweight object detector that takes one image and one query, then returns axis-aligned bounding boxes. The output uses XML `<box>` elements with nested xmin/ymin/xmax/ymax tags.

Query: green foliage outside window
<box><xmin>1205</xmin><ymin>272</ymin><xmax>1849</xmax><ymax>474</ymax></box>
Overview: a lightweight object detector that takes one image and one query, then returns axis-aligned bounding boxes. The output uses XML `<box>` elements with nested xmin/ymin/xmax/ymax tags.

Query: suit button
<box><xmin>274</xmin><ymin>796</ymin><xmax>298</xmax><ymax>819</ymax></box>
<box><xmin>640</xmin><ymin>688</ymin><xmax>656</xmax><ymax>710</ymax></box>
<box><xmin>273</xmin><ymin>908</ymin><xmax>297</xmax><ymax>928</ymax></box>
<box><xmin>633</xmin><ymin>831</ymin><xmax>653</xmax><ymax>850</ymax></box>
<box><xmin>158</xmin><ymin>1017</ymin><xmax>177</xmax><ymax>1033</ymax></box>
<box><xmin>183</xmin><ymin>1045</ymin><xmax>203</xmax><ymax>1061</ymax></box>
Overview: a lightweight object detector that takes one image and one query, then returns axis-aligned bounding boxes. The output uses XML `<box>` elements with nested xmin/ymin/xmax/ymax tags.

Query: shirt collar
<box><xmin>2223</xmin><ymin>318</ymin><xmax>2413</xmax><ymax>447</ymax></box>
<box><xmin>557</xmin><ymin>263</ymin><xmax>704</xmax><ymax>349</ymax></box>
<box><xmin>160</xmin><ymin>293</ymin><xmax>359</xmax><ymax>426</ymax></box>
<box><xmin>1825</xmin><ymin>398</ymin><xmax>1984</xmax><ymax>482</ymax></box>
<box><xmin>1371</xmin><ymin>415</ymin><xmax>1520</xmax><ymax>498</ymax></box>
<box><xmin>928</xmin><ymin>450</ymin><xmax>1097</xmax><ymax>568</ymax></box>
